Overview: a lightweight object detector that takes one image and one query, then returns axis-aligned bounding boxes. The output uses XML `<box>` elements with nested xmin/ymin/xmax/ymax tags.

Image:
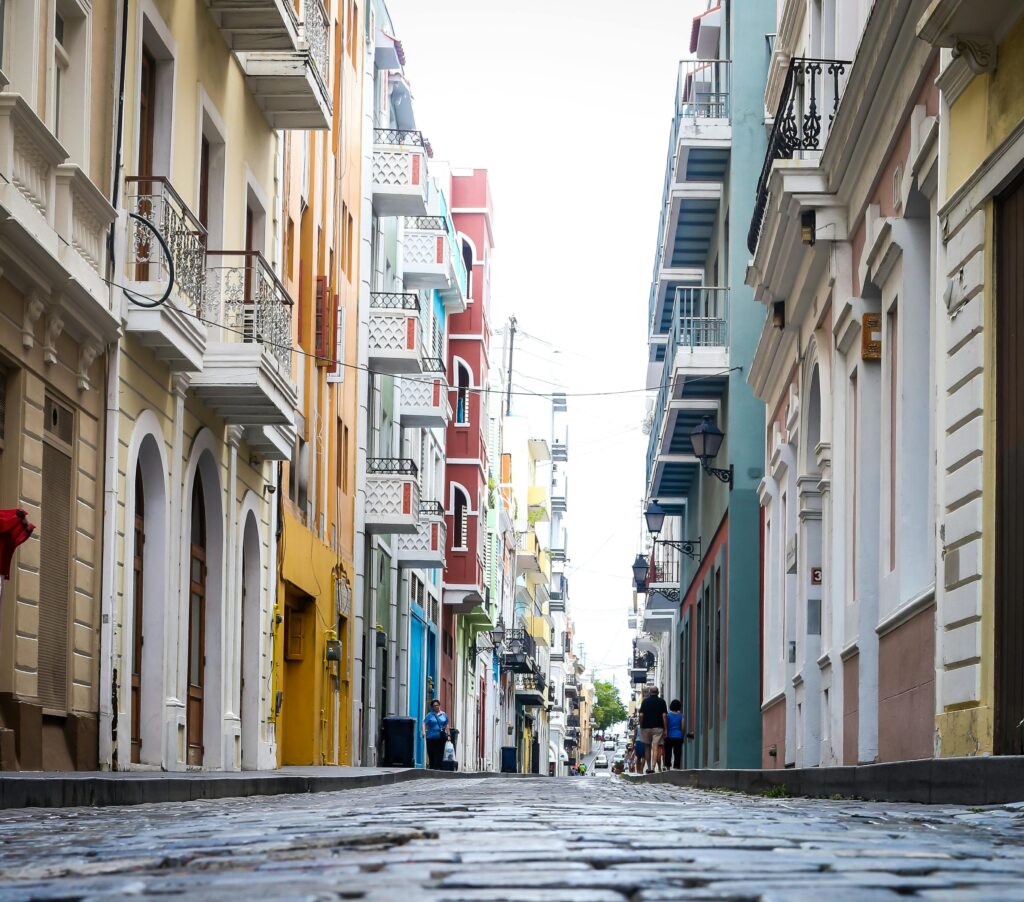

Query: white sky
<box><xmin>390</xmin><ymin>0</ymin><xmax>702</xmax><ymax>693</ymax></box>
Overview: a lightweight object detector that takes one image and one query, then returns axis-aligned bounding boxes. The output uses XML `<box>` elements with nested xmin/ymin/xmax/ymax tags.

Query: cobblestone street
<box><xmin>1</xmin><ymin>776</ymin><xmax>1023</xmax><ymax>900</ymax></box>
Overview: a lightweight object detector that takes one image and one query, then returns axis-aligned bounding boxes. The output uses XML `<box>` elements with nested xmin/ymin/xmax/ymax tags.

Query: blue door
<box><xmin>410</xmin><ymin>607</ymin><xmax>426</xmax><ymax>766</ymax></box>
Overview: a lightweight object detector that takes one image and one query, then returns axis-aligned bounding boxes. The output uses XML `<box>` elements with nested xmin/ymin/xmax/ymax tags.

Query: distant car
<box><xmin>604</xmin><ymin>740</ymin><xmax>616</xmax><ymax>750</ymax></box>
<box><xmin>594</xmin><ymin>753</ymin><xmax>609</xmax><ymax>768</ymax></box>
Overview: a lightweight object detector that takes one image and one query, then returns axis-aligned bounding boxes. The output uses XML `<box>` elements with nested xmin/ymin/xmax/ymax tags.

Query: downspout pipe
<box><xmin>99</xmin><ymin>0</ymin><xmax>130</xmax><ymax>771</ymax></box>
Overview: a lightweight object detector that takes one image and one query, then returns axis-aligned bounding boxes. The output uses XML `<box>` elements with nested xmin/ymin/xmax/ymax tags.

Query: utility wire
<box><xmin>109</xmin><ymin>279</ymin><xmax>742</xmax><ymax>399</ymax></box>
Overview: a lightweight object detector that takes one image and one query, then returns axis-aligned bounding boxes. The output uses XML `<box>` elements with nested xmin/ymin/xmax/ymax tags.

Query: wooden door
<box><xmin>198</xmin><ymin>135</ymin><xmax>211</xmax><ymax>230</ymax></box>
<box><xmin>996</xmin><ymin>172</ymin><xmax>1024</xmax><ymax>756</ymax></box>
<box><xmin>187</xmin><ymin>478</ymin><xmax>207</xmax><ymax>766</ymax></box>
<box><xmin>131</xmin><ymin>466</ymin><xmax>145</xmax><ymax>764</ymax></box>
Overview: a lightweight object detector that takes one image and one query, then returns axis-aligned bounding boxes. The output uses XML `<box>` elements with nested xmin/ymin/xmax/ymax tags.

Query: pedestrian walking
<box><xmin>423</xmin><ymin>699</ymin><xmax>449</xmax><ymax>769</ymax></box>
<box><xmin>665</xmin><ymin>699</ymin><xmax>685</xmax><ymax>769</ymax></box>
<box><xmin>638</xmin><ymin>686</ymin><xmax>668</xmax><ymax>774</ymax></box>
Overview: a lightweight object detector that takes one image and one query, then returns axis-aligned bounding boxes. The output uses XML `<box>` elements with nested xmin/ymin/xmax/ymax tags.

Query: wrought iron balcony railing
<box><xmin>367</xmin><ymin>457</ymin><xmax>418</xmax><ymax>477</ymax></box>
<box><xmin>677</xmin><ymin>59</ymin><xmax>731</xmax><ymax>120</ymax></box>
<box><xmin>303</xmin><ymin>0</ymin><xmax>329</xmax><ymax>84</ymax></box>
<box><xmin>420</xmin><ymin>500</ymin><xmax>445</xmax><ymax>518</ymax></box>
<box><xmin>404</xmin><ymin>215</ymin><xmax>449</xmax><ymax>233</ymax></box>
<box><xmin>370</xmin><ymin>291</ymin><xmax>420</xmax><ymax>311</ymax></box>
<box><xmin>125</xmin><ymin>176</ymin><xmax>207</xmax><ymax>311</ymax></box>
<box><xmin>205</xmin><ymin>250</ymin><xmax>294</xmax><ymax>375</ymax></box>
<box><xmin>373</xmin><ymin>127</ymin><xmax>425</xmax><ymax>148</ymax></box>
<box><xmin>748</xmin><ymin>57</ymin><xmax>851</xmax><ymax>254</ymax></box>
<box><xmin>420</xmin><ymin>356</ymin><xmax>446</xmax><ymax>375</ymax></box>
<box><xmin>649</xmin><ymin>544</ymin><xmax>681</xmax><ymax>586</ymax></box>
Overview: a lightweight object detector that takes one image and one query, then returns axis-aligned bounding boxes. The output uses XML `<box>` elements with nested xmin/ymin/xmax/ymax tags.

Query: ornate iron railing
<box><xmin>501</xmin><ymin>627</ymin><xmax>537</xmax><ymax>659</ymax></box>
<box><xmin>303</xmin><ymin>0</ymin><xmax>329</xmax><ymax>83</ymax></box>
<box><xmin>566</xmin><ymin>714</ymin><xmax>580</xmax><ymax>727</ymax></box>
<box><xmin>649</xmin><ymin>544</ymin><xmax>680</xmax><ymax>586</ymax></box>
<box><xmin>366</xmin><ymin>457</ymin><xmax>418</xmax><ymax>477</ymax></box>
<box><xmin>204</xmin><ymin>251</ymin><xmax>294</xmax><ymax>375</ymax></box>
<box><xmin>404</xmin><ymin>216</ymin><xmax>448</xmax><ymax>233</ymax></box>
<box><xmin>419</xmin><ymin>500</ymin><xmax>445</xmax><ymax>518</ymax></box>
<box><xmin>125</xmin><ymin>176</ymin><xmax>207</xmax><ymax>311</ymax></box>
<box><xmin>370</xmin><ymin>291</ymin><xmax>420</xmax><ymax>311</ymax></box>
<box><xmin>677</xmin><ymin>59</ymin><xmax>731</xmax><ymax>120</ymax></box>
<box><xmin>373</xmin><ymin>127</ymin><xmax>425</xmax><ymax>148</ymax></box>
<box><xmin>748</xmin><ymin>57</ymin><xmax>851</xmax><ymax>254</ymax></box>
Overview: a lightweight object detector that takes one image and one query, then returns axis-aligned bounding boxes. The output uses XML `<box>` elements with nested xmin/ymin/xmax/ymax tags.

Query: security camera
<box><xmin>264</xmin><ymin>483</ymin><xmax>277</xmax><ymax>495</ymax></box>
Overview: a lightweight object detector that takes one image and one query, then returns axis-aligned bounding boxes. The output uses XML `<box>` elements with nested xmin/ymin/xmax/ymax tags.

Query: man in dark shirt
<box><xmin>638</xmin><ymin>686</ymin><xmax>668</xmax><ymax>773</ymax></box>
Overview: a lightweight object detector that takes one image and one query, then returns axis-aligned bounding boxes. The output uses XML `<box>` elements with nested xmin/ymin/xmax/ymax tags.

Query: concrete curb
<box><xmin>624</xmin><ymin>755</ymin><xmax>1024</xmax><ymax>805</ymax></box>
<box><xmin>0</xmin><ymin>767</ymin><xmax>530</xmax><ymax>810</ymax></box>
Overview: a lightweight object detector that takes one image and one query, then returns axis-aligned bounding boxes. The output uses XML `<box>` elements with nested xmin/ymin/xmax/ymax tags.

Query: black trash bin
<box><xmin>500</xmin><ymin>745</ymin><xmax>517</xmax><ymax>774</ymax></box>
<box><xmin>381</xmin><ymin>716</ymin><xmax>416</xmax><ymax>768</ymax></box>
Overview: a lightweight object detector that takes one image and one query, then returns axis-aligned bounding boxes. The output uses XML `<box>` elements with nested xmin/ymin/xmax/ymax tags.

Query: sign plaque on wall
<box><xmin>862</xmin><ymin>313</ymin><xmax>882</xmax><ymax>360</ymax></box>
<box><xmin>810</xmin><ymin>566</ymin><xmax>823</xmax><ymax>586</ymax></box>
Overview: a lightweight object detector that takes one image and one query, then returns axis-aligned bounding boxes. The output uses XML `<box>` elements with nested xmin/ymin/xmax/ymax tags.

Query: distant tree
<box><xmin>592</xmin><ymin>680</ymin><xmax>628</xmax><ymax>731</ymax></box>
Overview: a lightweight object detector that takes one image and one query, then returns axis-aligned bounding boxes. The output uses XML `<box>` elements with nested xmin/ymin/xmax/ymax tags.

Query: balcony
<box><xmin>748</xmin><ymin>57</ymin><xmax>851</xmax><ymax>255</ymax></box>
<box><xmin>122</xmin><ymin>177</ymin><xmax>208</xmax><ymax>372</ymax></box>
<box><xmin>402</xmin><ymin>216</ymin><xmax>450</xmax><ymax>290</ymax></box>
<box><xmin>399</xmin><ymin>357</ymin><xmax>450</xmax><ymax>428</ymax></box>
<box><xmin>551</xmin><ymin>490</ymin><xmax>567</xmax><ymax>515</ymax></box>
<box><xmin>564</xmin><ymin>675</ymin><xmax>579</xmax><ymax>697</ymax></box>
<box><xmin>552</xmin><ymin>439</ymin><xmax>568</xmax><ymax>462</ymax></box>
<box><xmin>514</xmin><ymin>670</ymin><xmax>546</xmax><ymax>707</ymax></box>
<box><xmin>396</xmin><ymin>501</ymin><xmax>447</xmax><ymax>569</ymax></box>
<box><xmin>646</xmin><ymin>287</ymin><xmax>729</xmax><ymax>507</ymax></box>
<box><xmin>191</xmin><ymin>251</ymin><xmax>297</xmax><ymax>427</ymax></box>
<box><xmin>205</xmin><ymin>0</ymin><xmax>300</xmax><ymax>51</ymax></box>
<box><xmin>527</xmin><ymin>486</ymin><xmax>550</xmax><ymax>524</ymax></box>
<box><xmin>0</xmin><ymin>92</ymin><xmax>117</xmax><ymax>342</ymax></box>
<box><xmin>368</xmin><ymin>292</ymin><xmax>423</xmax><ymax>375</ymax></box>
<box><xmin>516</xmin><ymin>531</ymin><xmax>542</xmax><ymax>576</ymax></box>
<box><xmin>528</xmin><ymin>614</ymin><xmax>551</xmax><ymax>647</ymax></box>
<box><xmin>372</xmin><ymin>129</ymin><xmax>428</xmax><ymax>217</ymax></box>
<box><xmin>239</xmin><ymin>0</ymin><xmax>331</xmax><ymax>130</ymax></box>
<box><xmin>500</xmin><ymin>628</ymin><xmax>537</xmax><ymax>675</ymax></box>
<box><xmin>365</xmin><ymin>458</ymin><xmax>421</xmax><ymax>534</ymax></box>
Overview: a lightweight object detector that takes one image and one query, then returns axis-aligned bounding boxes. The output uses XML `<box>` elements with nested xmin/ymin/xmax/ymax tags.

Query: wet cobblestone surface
<box><xmin>1</xmin><ymin>775</ymin><xmax>1023</xmax><ymax>900</ymax></box>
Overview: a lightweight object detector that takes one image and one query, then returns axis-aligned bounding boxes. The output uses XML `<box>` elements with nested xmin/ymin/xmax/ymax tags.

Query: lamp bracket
<box><xmin>654</xmin><ymin>537</ymin><xmax>702</xmax><ymax>562</ymax></box>
<box><xmin>701</xmin><ymin>462</ymin><xmax>734</xmax><ymax>488</ymax></box>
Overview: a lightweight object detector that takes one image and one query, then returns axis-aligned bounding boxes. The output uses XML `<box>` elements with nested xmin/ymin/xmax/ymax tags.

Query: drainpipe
<box><xmin>98</xmin><ymin>0</ymin><xmax>131</xmax><ymax>772</ymax></box>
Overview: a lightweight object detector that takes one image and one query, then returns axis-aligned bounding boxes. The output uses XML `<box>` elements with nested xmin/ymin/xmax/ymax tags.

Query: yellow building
<box><xmin>102</xmin><ymin>0</ymin><xmax>328</xmax><ymax>770</ymax></box>
<box><xmin>919</xmin><ymin>0</ymin><xmax>1024</xmax><ymax>757</ymax></box>
<box><xmin>0</xmin><ymin>1</ymin><xmax>119</xmax><ymax>770</ymax></box>
<box><xmin>274</xmin><ymin>0</ymin><xmax>363</xmax><ymax>767</ymax></box>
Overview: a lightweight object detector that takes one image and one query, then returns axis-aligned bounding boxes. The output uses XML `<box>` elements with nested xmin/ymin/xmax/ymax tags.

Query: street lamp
<box><xmin>690</xmin><ymin>416</ymin><xmax>734</xmax><ymax>488</ymax></box>
<box><xmin>644</xmin><ymin>500</ymin><xmax>667</xmax><ymax>537</ymax></box>
<box><xmin>631</xmin><ymin>554</ymin><xmax>649</xmax><ymax>592</ymax></box>
<box><xmin>489</xmin><ymin>614</ymin><xmax>506</xmax><ymax>648</ymax></box>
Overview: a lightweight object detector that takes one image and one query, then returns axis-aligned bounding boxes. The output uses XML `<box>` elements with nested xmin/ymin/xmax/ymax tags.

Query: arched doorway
<box><xmin>130</xmin><ymin>465</ymin><xmax>145</xmax><ymax>763</ymax></box>
<box><xmin>187</xmin><ymin>476</ymin><xmax>207</xmax><ymax>766</ymax></box>
<box><xmin>240</xmin><ymin>512</ymin><xmax>261</xmax><ymax>769</ymax></box>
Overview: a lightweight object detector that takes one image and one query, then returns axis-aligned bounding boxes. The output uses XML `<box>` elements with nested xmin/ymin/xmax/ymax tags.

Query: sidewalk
<box><xmin>626</xmin><ymin>755</ymin><xmax>1024</xmax><ymax>805</ymax></box>
<box><xmin>0</xmin><ymin>765</ymin><xmax>503</xmax><ymax>810</ymax></box>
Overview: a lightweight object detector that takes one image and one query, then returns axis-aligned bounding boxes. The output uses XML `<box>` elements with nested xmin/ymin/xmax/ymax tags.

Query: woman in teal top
<box><xmin>423</xmin><ymin>699</ymin><xmax>449</xmax><ymax>769</ymax></box>
<box><xmin>665</xmin><ymin>699</ymin><xmax>685</xmax><ymax>770</ymax></box>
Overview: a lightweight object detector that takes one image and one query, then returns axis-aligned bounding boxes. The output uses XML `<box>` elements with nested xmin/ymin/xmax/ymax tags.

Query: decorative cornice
<box><xmin>951</xmin><ymin>34</ymin><xmax>997</xmax><ymax>73</ymax></box>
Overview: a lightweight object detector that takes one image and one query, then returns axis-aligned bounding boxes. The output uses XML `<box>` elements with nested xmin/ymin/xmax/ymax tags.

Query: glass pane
<box><xmin>191</xmin><ymin>558</ymin><xmax>201</xmax><ymax>583</ymax></box>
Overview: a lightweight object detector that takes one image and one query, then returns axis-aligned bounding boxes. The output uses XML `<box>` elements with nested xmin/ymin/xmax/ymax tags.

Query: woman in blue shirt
<box><xmin>423</xmin><ymin>698</ymin><xmax>449</xmax><ymax>769</ymax></box>
<box><xmin>665</xmin><ymin>699</ymin><xmax>685</xmax><ymax>769</ymax></box>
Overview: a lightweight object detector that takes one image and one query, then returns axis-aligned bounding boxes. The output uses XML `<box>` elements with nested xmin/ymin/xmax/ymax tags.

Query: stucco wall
<box><xmin>877</xmin><ymin>605</ymin><xmax>936</xmax><ymax>762</ymax></box>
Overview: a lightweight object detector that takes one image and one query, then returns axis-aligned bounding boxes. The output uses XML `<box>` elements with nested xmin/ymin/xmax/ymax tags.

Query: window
<box><xmin>453</xmin><ymin>488</ymin><xmax>468</xmax><ymax>550</ymax></box>
<box><xmin>314</xmin><ymin>275</ymin><xmax>329</xmax><ymax>361</ymax></box>
<box><xmin>455</xmin><ymin>362</ymin><xmax>471</xmax><ymax>426</ymax></box>
<box><xmin>346</xmin><ymin>210</ymin><xmax>354</xmax><ymax>282</ymax></box>
<box><xmin>340</xmin><ymin>202</ymin><xmax>349</xmax><ymax>276</ymax></box>
<box><xmin>849</xmin><ymin>372</ymin><xmax>859</xmax><ymax>599</ymax></box>
<box><xmin>53</xmin><ymin>13</ymin><xmax>68</xmax><ymax>141</ymax></box>
<box><xmin>337</xmin><ymin>421</ymin><xmax>349</xmax><ymax>494</ymax></box>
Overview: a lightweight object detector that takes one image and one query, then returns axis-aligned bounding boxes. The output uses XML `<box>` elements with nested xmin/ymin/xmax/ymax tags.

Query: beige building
<box><xmin>0</xmin><ymin>1</ymin><xmax>120</xmax><ymax>770</ymax></box>
<box><xmin>99</xmin><ymin>0</ymin><xmax>327</xmax><ymax>771</ymax></box>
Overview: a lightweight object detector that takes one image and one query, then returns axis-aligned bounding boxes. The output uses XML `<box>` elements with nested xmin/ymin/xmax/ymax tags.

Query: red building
<box><xmin>441</xmin><ymin>170</ymin><xmax>495</xmax><ymax>724</ymax></box>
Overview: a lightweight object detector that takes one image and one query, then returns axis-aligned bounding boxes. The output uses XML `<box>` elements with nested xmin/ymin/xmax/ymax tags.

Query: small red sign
<box><xmin>810</xmin><ymin>567</ymin><xmax>822</xmax><ymax>586</ymax></box>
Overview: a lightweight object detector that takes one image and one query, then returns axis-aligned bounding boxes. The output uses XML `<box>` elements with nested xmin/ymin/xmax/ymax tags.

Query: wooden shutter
<box><xmin>285</xmin><ymin>606</ymin><xmax>305</xmax><ymax>660</ymax></box>
<box><xmin>39</xmin><ymin>440</ymin><xmax>72</xmax><ymax>711</ymax></box>
<box><xmin>314</xmin><ymin>276</ymin><xmax>329</xmax><ymax>363</ymax></box>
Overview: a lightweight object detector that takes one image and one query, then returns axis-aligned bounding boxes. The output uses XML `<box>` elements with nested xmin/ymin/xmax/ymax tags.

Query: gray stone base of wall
<box><xmin>628</xmin><ymin>756</ymin><xmax>1024</xmax><ymax>805</ymax></box>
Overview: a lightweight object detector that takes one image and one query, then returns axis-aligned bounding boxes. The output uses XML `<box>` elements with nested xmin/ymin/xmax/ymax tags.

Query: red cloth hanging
<box><xmin>0</xmin><ymin>509</ymin><xmax>35</xmax><ymax>578</ymax></box>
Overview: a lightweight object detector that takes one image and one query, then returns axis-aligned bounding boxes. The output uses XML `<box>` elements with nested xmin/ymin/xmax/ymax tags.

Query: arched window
<box><xmin>455</xmin><ymin>362</ymin><xmax>471</xmax><ymax>426</ymax></box>
<box><xmin>130</xmin><ymin>464</ymin><xmax>145</xmax><ymax>764</ymax></box>
<box><xmin>461</xmin><ymin>239</ymin><xmax>473</xmax><ymax>298</ymax></box>
<box><xmin>187</xmin><ymin>476</ymin><xmax>207</xmax><ymax>767</ymax></box>
<box><xmin>453</xmin><ymin>487</ymin><xmax>469</xmax><ymax>550</ymax></box>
